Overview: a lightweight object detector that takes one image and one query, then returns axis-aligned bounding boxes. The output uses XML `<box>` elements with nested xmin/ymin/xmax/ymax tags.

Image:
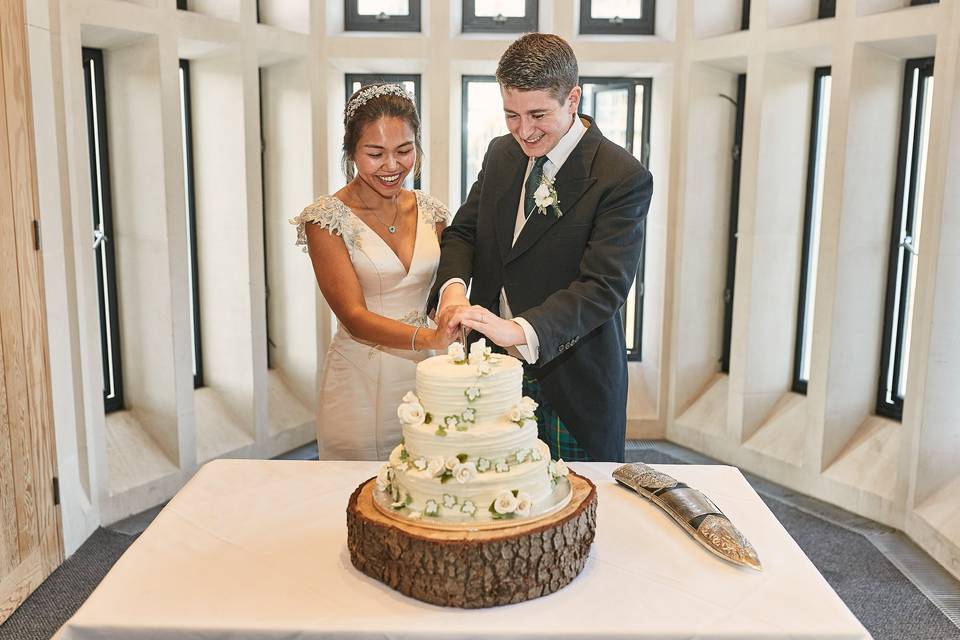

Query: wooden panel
<box><xmin>0</xmin><ymin>8</ymin><xmax>37</xmax><ymax>567</ymax></box>
<box><xmin>0</xmin><ymin>313</ymin><xmax>18</xmax><ymax>576</ymax></box>
<box><xmin>0</xmin><ymin>0</ymin><xmax>62</xmax><ymax>623</ymax></box>
<box><xmin>0</xmin><ymin>0</ymin><xmax>61</xmax><ymax>572</ymax></box>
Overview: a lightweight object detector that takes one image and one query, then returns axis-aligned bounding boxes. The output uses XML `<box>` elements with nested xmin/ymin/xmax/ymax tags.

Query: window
<box><xmin>82</xmin><ymin>48</ymin><xmax>124</xmax><ymax>413</ymax></box>
<box><xmin>741</xmin><ymin>0</ymin><xmax>750</xmax><ymax>30</ymax></box>
<box><xmin>345</xmin><ymin>0</ymin><xmax>420</xmax><ymax>32</ymax></box>
<box><xmin>579</xmin><ymin>0</ymin><xmax>655</xmax><ymax>35</ymax></box>
<box><xmin>462</xmin><ymin>0</ymin><xmax>538</xmax><ymax>33</ymax></box>
<box><xmin>460</xmin><ymin>76</ymin><xmax>506</xmax><ymax>203</ymax></box>
<box><xmin>345</xmin><ymin>74</ymin><xmax>422</xmax><ymax>189</ymax></box>
<box><xmin>179</xmin><ymin>60</ymin><xmax>203</xmax><ymax>389</ymax></box>
<box><xmin>817</xmin><ymin>0</ymin><xmax>836</xmax><ymax>18</ymax></box>
<box><xmin>259</xmin><ymin>71</ymin><xmax>273</xmax><ymax>369</ymax></box>
<box><xmin>176</xmin><ymin>0</ymin><xmax>187</xmax><ymax>9</ymax></box>
<box><xmin>722</xmin><ymin>74</ymin><xmax>746</xmax><ymax>374</ymax></box>
<box><xmin>877</xmin><ymin>57</ymin><xmax>934</xmax><ymax>420</ymax></box>
<box><xmin>793</xmin><ymin>67</ymin><xmax>832</xmax><ymax>394</ymax></box>
<box><xmin>580</xmin><ymin>77</ymin><xmax>651</xmax><ymax>360</ymax></box>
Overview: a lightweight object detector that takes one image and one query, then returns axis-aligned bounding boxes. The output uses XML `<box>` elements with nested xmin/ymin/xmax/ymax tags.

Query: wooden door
<box><xmin>0</xmin><ymin>0</ymin><xmax>63</xmax><ymax>624</ymax></box>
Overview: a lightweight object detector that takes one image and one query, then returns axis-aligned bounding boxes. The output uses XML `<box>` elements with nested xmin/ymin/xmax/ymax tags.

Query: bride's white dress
<box><xmin>292</xmin><ymin>190</ymin><xmax>448</xmax><ymax>460</ymax></box>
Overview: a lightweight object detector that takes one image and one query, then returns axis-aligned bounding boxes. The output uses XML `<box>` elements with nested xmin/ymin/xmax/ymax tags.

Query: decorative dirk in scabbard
<box><xmin>613</xmin><ymin>463</ymin><xmax>762</xmax><ymax>571</ymax></box>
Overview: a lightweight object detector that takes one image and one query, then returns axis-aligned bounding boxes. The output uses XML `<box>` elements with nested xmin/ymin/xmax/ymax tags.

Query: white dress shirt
<box><xmin>441</xmin><ymin>115</ymin><xmax>588</xmax><ymax>365</ymax></box>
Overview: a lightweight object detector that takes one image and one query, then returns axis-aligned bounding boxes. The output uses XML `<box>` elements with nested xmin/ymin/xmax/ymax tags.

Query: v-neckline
<box><xmin>335</xmin><ymin>191</ymin><xmax>420</xmax><ymax>277</ymax></box>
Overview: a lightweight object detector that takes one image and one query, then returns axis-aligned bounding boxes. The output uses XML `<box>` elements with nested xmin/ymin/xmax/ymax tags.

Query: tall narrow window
<box><xmin>345</xmin><ymin>0</ymin><xmax>420</xmax><ymax>32</ymax></box>
<box><xmin>580</xmin><ymin>77</ymin><xmax>651</xmax><ymax>360</ymax></box>
<box><xmin>462</xmin><ymin>0</ymin><xmax>538</xmax><ymax>33</ymax></box>
<box><xmin>878</xmin><ymin>57</ymin><xmax>934</xmax><ymax>420</ymax></box>
<box><xmin>817</xmin><ymin>0</ymin><xmax>836</xmax><ymax>19</ymax></box>
<box><xmin>260</xmin><ymin>70</ymin><xmax>273</xmax><ymax>369</ymax></box>
<box><xmin>345</xmin><ymin>74</ymin><xmax>422</xmax><ymax>189</ymax></box>
<box><xmin>460</xmin><ymin>76</ymin><xmax>506</xmax><ymax>203</ymax></box>
<box><xmin>741</xmin><ymin>0</ymin><xmax>750</xmax><ymax>30</ymax></box>
<box><xmin>82</xmin><ymin>48</ymin><xmax>124</xmax><ymax>413</ymax></box>
<box><xmin>179</xmin><ymin>60</ymin><xmax>204</xmax><ymax>388</ymax></box>
<box><xmin>580</xmin><ymin>0</ymin><xmax>655</xmax><ymax>35</ymax></box>
<box><xmin>793</xmin><ymin>67</ymin><xmax>832</xmax><ymax>394</ymax></box>
<box><xmin>722</xmin><ymin>74</ymin><xmax>746</xmax><ymax>374</ymax></box>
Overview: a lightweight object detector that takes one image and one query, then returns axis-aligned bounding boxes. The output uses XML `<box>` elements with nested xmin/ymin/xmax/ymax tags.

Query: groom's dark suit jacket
<box><xmin>428</xmin><ymin>115</ymin><xmax>652</xmax><ymax>462</ymax></box>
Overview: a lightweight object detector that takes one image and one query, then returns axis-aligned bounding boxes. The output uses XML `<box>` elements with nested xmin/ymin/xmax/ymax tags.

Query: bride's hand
<box><xmin>456</xmin><ymin>306</ymin><xmax>525</xmax><ymax>348</ymax></box>
<box><xmin>419</xmin><ymin>325</ymin><xmax>458</xmax><ymax>351</ymax></box>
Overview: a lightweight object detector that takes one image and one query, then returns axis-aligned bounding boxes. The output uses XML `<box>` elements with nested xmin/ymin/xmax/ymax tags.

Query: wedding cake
<box><xmin>375</xmin><ymin>339</ymin><xmax>570</xmax><ymax>523</ymax></box>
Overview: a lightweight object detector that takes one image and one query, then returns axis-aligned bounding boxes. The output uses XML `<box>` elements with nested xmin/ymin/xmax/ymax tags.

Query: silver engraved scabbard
<box><xmin>613</xmin><ymin>463</ymin><xmax>762</xmax><ymax>571</ymax></box>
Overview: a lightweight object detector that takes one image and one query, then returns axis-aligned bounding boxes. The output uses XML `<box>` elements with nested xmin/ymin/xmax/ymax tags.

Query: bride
<box><xmin>291</xmin><ymin>84</ymin><xmax>455</xmax><ymax>460</ymax></box>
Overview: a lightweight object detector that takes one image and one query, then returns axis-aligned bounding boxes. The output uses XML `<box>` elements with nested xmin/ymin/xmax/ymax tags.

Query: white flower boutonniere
<box><xmin>534</xmin><ymin>175</ymin><xmax>562</xmax><ymax>218</ymax></box>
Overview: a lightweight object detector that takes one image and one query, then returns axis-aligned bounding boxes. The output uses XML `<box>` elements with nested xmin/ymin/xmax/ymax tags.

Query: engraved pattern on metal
<box><xmin>699</xmin><ymin>514</ymin><xmax>762</xmax><ymax>570</ymax></box>
<box><xmin>612</xmin><ymin>462</ymin><xmax>676</xmax><ymax>492</ymax></box>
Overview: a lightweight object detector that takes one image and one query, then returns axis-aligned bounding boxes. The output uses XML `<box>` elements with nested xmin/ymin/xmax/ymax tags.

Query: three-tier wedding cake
<box><xmin>374</xmin><ymin>339</ymin><xmax>570</xmax><ymax>523</ymax></box>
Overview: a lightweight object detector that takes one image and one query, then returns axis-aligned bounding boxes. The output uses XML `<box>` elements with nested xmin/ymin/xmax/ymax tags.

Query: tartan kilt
<box><xmin>522</xmin><ymin>373</ymin><xmax>591</xmax><ymax>462</ymax></box>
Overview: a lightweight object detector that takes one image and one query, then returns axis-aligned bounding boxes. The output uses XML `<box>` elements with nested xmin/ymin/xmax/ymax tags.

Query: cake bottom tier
<box><xmin>347</xmin><ymin>471</ymin><xmax>598</xmax><ymax>608</ymax></box>
<box><xmin>386</xmin><ymin>440</ymin><xmax>555</xmax><ymax>521</ymax></box>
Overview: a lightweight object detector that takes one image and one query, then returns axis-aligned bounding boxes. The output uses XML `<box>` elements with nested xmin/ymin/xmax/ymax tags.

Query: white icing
<box><xmin>384</xmin><ymin>351</ymin><xmax>557</xmax><ymax>523</ymax></box>
<box><xmin>416</xmin><ymin>353</ymin><xmax>521</xmax><ymax>421</ymax></box>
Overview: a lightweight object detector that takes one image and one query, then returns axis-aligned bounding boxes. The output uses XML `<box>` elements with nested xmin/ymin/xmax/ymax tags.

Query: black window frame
<box><xmin>741</xmin><ymin>0</ymin><xmax>750</xmax><ymax>30</ymax></box>
<box><xmin>462</xmin><ymin>0</ymin><xmax>538</xmax><ymax>33</ymax></box>
<box><xmin>792</xmin><ymin>66</ymin><xmax>831</xmax><ymax>394</ymax></box>
<box><xmin>345</xmin><ymin>73</ymin><xmax>423</xmax><ymax>190</ymax></box>
<box><xmin>579</xmin><ymin>0</ymin><xmax>655</xmax><ymax>35</ymax></box>
<box><xmin>83</xmin><ymin>47</ymin><xmax>125</xmax><ymax>413</ymax></box>
<box><xmin>176</xmin><ymin>0</ymin><xmax>187</xmax><ymax>9</ymax></box>
<box><xmin>817</xmin><ymin>0</ymin><xmax>836</xmax><ymax>18</ymax></box>
<box><xmin>721</xmin><ymin>73</ymin><xmax>746</xmax><ymax>374</ymax></box>
<box><xmin>580</xmin><ymin>76</ymin><xmax>652</xmax><ymax>361</ymax></box>
<box><xmin>345</xmin><ymin>0</ymin><xmax>421</xmax><ymax>32</ymax></box>
<box><xmin>877</xmin><ymin>56</ymin><xmax>934</xmax><ymax>421</ymax></box>
<box><xmin>259</xmin><ymin>69</ymin><xmax>274</xmax><ymax>370</ymax></box>
<box><xmin>179</xmin><ymin>59</ymin><xmax>204</xmax><ymax>389</ymax></box>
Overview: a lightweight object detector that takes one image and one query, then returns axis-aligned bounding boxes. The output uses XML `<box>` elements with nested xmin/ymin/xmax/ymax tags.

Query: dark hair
<box><xmin>496</xmin><ymin>33</ymin><xmax>579</xmax><ymax>103</ymax></box>
<box><xmin>342</xmin><ymin>84</ymin><xmax>422</xmax><ymax>180</ymax></box>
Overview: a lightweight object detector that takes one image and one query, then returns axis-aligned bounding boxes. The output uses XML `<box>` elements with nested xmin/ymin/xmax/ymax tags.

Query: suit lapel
<box><xmin>494</xmin><ymin>141</ymin><xmax>527</xmax><ymax>264</ymax></box>
<box><xmin>506</xmin><ymin>118</ymin><xmax>603</xmax><ymax>265</ymax></box>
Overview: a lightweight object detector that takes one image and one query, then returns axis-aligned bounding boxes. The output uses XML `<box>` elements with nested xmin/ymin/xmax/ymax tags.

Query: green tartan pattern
<box><xmin>522</xmin><ymin>374</ymin><xmax>591</xmax><ymax>462</ymax></box>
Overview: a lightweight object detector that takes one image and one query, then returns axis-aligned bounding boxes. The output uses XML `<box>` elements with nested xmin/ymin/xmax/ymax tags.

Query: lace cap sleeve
<box><xmin>415</xmin><ymin>191</ymin><xmax>450</xmax><ymax>225</ymax></box>
<box><xmin>289</xmin><ymin>196</ymin><xmax>362</xmax><ymax>252</ymax></box>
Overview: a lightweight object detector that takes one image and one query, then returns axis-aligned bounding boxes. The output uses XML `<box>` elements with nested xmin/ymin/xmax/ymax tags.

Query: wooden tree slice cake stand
<box><xmin>346</xmin><ymin>471</ymin><xmax>597</xmax><ymax>608</ymax></box>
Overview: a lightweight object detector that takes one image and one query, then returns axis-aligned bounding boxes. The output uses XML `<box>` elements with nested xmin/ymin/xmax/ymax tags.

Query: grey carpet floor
<box><xmin>2</xmin><ymin>444</ymin><xmax>959</xmax><ymax>640</ymax></box>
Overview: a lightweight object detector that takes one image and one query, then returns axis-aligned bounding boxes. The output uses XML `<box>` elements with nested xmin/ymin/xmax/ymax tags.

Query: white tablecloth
<box><xmin>56</xmin><ymin>460</ymin><xmax>870</xmax><ymax>639</ymax></box>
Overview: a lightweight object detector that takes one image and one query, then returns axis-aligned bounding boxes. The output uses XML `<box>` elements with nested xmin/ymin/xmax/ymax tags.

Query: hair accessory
<box><xmin>345</xmin><ymin>84</ymin><xmax>416</xmax><ymax>122</ymax></box>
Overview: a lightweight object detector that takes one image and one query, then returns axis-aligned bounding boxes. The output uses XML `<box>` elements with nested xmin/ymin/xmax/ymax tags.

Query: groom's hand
<box><xmin>456</xmin><ymin>305</ymin><xmax>525</xmax><ymax>349</ymax></box>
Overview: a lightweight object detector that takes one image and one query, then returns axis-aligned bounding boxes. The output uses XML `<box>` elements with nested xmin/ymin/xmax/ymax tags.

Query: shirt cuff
<box><xmin>438</xmin><ymin>278</ymin><xmax>467</xmax><ymax>309</ymax></box>
<box><xmin>511</xmin><ymin>317</ymin><xmax>540</xmax><ymax>365</ymax></box>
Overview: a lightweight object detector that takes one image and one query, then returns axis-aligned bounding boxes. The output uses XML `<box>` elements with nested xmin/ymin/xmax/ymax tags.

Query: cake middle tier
<box><xmin>415</xmin><ymin>353</ymin><xmax>522</xmax><ymax>421</ymax></box>
<box><xmin>403</xmin><ymin>417</ymin><xmax>540</xmax><ymax>462</ymax></box>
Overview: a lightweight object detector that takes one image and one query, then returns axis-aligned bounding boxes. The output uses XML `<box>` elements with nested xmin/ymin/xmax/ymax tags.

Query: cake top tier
<box><xmin>412</xmin><ymin>340</ymin><xmax>524</xmax><ymax>426</ymax></box>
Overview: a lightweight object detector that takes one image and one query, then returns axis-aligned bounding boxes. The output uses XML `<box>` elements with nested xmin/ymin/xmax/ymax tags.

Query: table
<box><xmin>56</xmin><ymin>460</ymin><xmax>870</xmax><ymax>639</ymax></box>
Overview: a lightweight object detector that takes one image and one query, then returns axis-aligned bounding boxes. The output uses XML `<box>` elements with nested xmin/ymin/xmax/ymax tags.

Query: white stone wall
<box><xmin>24</xmin><ymin>0</ymin><xmax>960</xmax><ymax>581</ymax></box>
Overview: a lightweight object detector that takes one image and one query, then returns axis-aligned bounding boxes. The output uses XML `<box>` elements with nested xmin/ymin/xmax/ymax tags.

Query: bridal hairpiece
<box><xmin>345</xmin><ymin>84</ymin><xmax>416</xmax><ymax>121</ymax></box>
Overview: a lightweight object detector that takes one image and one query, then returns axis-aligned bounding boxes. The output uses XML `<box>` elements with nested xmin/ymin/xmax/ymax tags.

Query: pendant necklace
<box><xmin>355</xmin><ymin>181</ymin><xmax>400</xmax><ymax>233</ymax></box>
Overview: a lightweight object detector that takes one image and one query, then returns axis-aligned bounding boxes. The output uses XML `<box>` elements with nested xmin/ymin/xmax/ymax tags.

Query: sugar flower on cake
<box><xmin>397</xmin><ymin>392</ymin><xmax>425</xmax><ymax>426</ymax></box>
<box><xmin>476</xmin><ymin>457</ymin><xmax>491</xmax><ymax>472</ymax></box>
<box><xmin>444</xmin><ymin>456</ymin><xmax>459</xmax><ymax>471</ymax></box>
<box><xmin>444</xmin><ymin>415</ymin><xmax>460</xmax><ymax>430</ymax></box>
<box><xmin>408</xmin><ymin>510</ymin><xmax>422</xmax><ymax>520</ymax></box>
<box><xmin>509</xmin><ymin>396</ymin><xmax>538</xmax><ymax>427</ymax></box>
<box><xmin>424</xmin><ymin>499</ymin><xmax>439</xmax><ymax>516</ymax></box>
<box><xmin>515</xmin><ymin>492</ymin><xmax>532</xmax><ymax>517</ymax></box>
<box><xmin>465</xmin><ymin>385</ymin><xmax>481</xmax><ymax>402</ymax></box>
<box><xmin>448</xmin><ymin>341</ymin><xmax>466</xmax><ymax>363</ymax></box>
<box><xmin>461</xmin><ymin>408</ymin><xmax>476</xmax><ymax>423</ymax></box>
<box><xmin>468</xmin><ymin>338</ymin><xmax>492</xmax><ymax>365</ymax></box>
<box><xmin>495</xmin><ymin>460</ymin><xmax>510</xmax><ymax>473</ymax></box>
<box><xmin>493</xmin><ymin>489</ymin><xmax>519</xmax><ymax>515</ymax></box>
<box><xmin>530</xmin><ymin>448</ymin><xmax>543</xmax><ymax>462</ymax></box>
<box><xmin>453</xmin><ymin>461</ymin><xmax>477</xmax><ymax>484</ymax></box>
<box><xmin>477</xmin><ymin>361</ymin><xmax>492</xmax><ymax>376</ymax></box>
<box><xmin>427</xmin><ymin>456</ymin><xmax>446</xmax><ymax>478</ymax></box>
<box><xmin>442</xmin><ymin>493</ymin><xmax>457</xmax><ymax>509</ymax></box>
<box><xmin>514</xmin><ymin>448</ymin><xmax>530</xmax><ymax>464</ymax></box>
<box><xmin>460</xmin><ymin>500</ymin><xmax>478</xmax><ymax>516</ymax></box>
<box><xmin>413</xmin><ymin>457</ymin><xmax>427</xmax><ymax>472</ymax></box>
<box><xmin>376</xmin><ymin>464</ymin><xmax>393</xmax><ymax>492</ymax></box>
<box><xmin>549</xmin><ymin>459</ymin><xmax>570</xmax><ymax>480</ymax></box>
<box><xmin>518</xmin><ymin>396</ymin><xmax>538</xmax><ymax>415</ymax></box>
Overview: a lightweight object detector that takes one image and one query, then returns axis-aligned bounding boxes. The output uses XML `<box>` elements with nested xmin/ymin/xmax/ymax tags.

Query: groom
<box><xmin>430</xmin><ymin>33</ymin><xmax>653</xmax><ymax>463</ymax></box>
